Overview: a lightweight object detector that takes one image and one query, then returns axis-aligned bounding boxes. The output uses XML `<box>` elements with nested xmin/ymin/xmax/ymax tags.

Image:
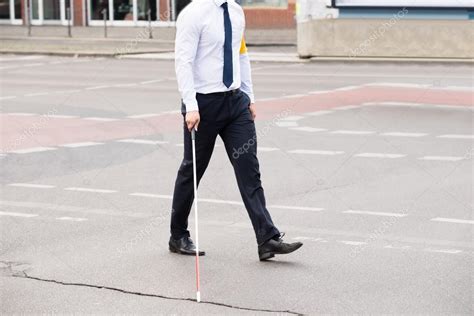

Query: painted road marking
<box><xmin>199</xmin><ymin>198</ymin><xmax>244</xmax><ymax>205</ymax></box>
<box><xmin>54</xmin><ymin>89</ymin><xmax>81</xmax><ymax>94</ymax></box>
<box><xmin>355</xmin><ymin>153</ymin><xmax>406</xmax><ymax>159</ymax></box>
<box><xmin>293</xmin><ymin>236</ymin><xmax>313</xmax><ymax>241</ymax></box>
<box><xmin>289</xmin><ymin>127</ymin><xmax>328</xmax><ymax>132</ymax></box>
<box><xmin>83</xmin><ymin>117</ymin><xmax>120</xmax><ymax>122</ymax></box>
<box><xmin>129</xmin><ymin>193</ymin><xmax>173</xmax><ymax>199</ymax></box>
<box><xmin>383</xmin><ymin>245</ymin><xmax>411</xmax><ymax>250</ymax></box>
<box><xmin>281</xmin><ymin>94</ymin><xmax>307</xmax><ymax>99</ymax></box>
<box><xmin>0</xmin><ymin>96</ymin><xmax>17</xmax><ymax>100</ymax></box>
<box><xmin>330</xmin><ymin>130</ymin><xmax>375</xmax><ymax>135</ymax></box>
<box><xmin>365</xmin><ymin>82</ymin><xmax>470</xmax><ymax>88</ymax></box>
<box><xmin>259</xmin><ymin>147</ymin><xmax>280</xmax><ymax>152</ymax></box>
<box><xmin>268</xmin><ymin>205</ymin><xmax>324</xmax><ymax>212</ymax></box>
<box><xmin>60</xmin><ymin>142</ymin><xmax>104</xmax><ymax>148</ymax></box>
<box><xmin>10</xmin><ymin>147</ymin><xmax>57</xmax><ymax>154</ymax></box>
<box><xmin>0</xmin><ymin>200</ymin><xmax>148</xmax><ymax>219</ymax></box>
<box><xmin>344</xmin><ymin>210</ymin><xmax>408</xmax><ymax>217</ymax></box>
<box><xmin>381</xmin><ymin>132</ymin><xmax>428</xmax><ymax>137</ymax></box>
<box><xmin>378</xmin><ymin>102</ymin><xmax>422</xmax><ymax>106</ymax></box>
<box><xmin>305</xmin><ymin>110</ymin><xmax>333</xmax><ymax>116</ymax></box>
<box><xmin>424</xmin><ymin>248</ymin><xmax>462</xmax><ymax>254</ymax></box>
<box><xmin>288</xmin><ymin>149</ymin><xmax>345</xmax><ymax>155</ymax></box>
<box><xmin>56</xmin><ymin>217</ymin><xmax>88</xmax><ymax>222</ymax></box>
<box><xmin>0</xmin><ymin>211</ymin><xmax>38</xmax><ymax>218</ymax></box>
<box><xmin>7</xmin><ymin>112</ymin><xmax>37</xmax><ymax>116</ymax></box>
<box><xmin>437</xmin><ymin>134</ymin><xmax>474</xmax><ymax>139</ymax></box>
<box><xmin>281</xmin><ymin>115</ymin><xmax>305</xmax><ymax>121</ymax></box>
<box><xmin>140</xmin><ymin>79</ymin><xmax>165</xmax><ymax>85</ymax></box>
<box><xmin>161</xmin><ymin>110</ymin><xmax>181</xmax><ymax>115</ymax></box>
<box><xmin>338</xmin><ymin>240</ymin><xmax>367</xmax><ymax>246</ymax></box>
<box><xmin>334</xmin><ymin>105</ymin><xmax>361</xmax><ymax>111</ymax></box>
<box><xmin>47</xmin><ymin>115</ymin><xmax>79</xmax><ymax>119</ymax></box>
<box><xmin>126</xmin><ymin>113</ymin><xmax>160</xmax><ymax>119</ymax></box>
<box><xmin>85</xmin><ymin>85</ymin><xmax>111</xmax><ymax>90</ymax></box>
<box><xmin>117</xmin><ymin>139</ymin><xmax>169</xmax><ymax>145</ymax></box>
<box><xmin>333</xmin><ymin>86</ymin><xmax>359</xmax><ymax>91</ymax></box>
<box><xmin>113</xmin><ymin>83</ymin><xmax>138</xmax><ymax>88</ymax></box>
<box><xmin>373</xmin><ymin>102</ymin><xmax>473</xmax><ymax>111</ymax></box>
<box><xmin>430</xmin><ymin>217</ymin><xmax>474</xmax><ymax>225</ymax></box>
<box><xmin>25</xmin><ymin>92</ymin><xmax>50</xmax><ymax>97</ymax></box>
<box><xmin>276</xmin><ymin>121</ymin><xmax>298</xmax><ymax>127</ymax></box>
<box><xmin>418</xmin><ymin>156</ymin><xmax>465</xmax><ymax>162</ymax></box>
<box><xmin>64</xmin><ymin>187</ymin><xmax>117</xmax><ymax>193</ymax></box>
<box><xmin>8</xmin><ymin>183</ymin><xmax>55</xmax><ymax>189</ymax></box>
<box><xmin>293</xmin><ymin>237</ymin><xmax>327</xmax><ymax>242</ymax></box>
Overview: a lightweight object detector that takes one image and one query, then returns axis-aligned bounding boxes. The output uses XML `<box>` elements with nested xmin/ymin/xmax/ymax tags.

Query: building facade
<box><xmin>0</xmin><ymin>0</ymin><xmax>297</xmax><ymax>28</ymax></box>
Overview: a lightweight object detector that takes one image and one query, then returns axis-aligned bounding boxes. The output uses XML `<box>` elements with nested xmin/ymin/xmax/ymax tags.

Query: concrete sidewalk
<box><xmin>0</xmin><ymin>25</ymin><xmax>296</xmax><ymax>44</ymax></box>
<box><xmin>2</xmin><ymin>25</ymin><xmax>467</xmax><ymax>63</ymax></box>
<box><xmin>0</xmin><ymin>25</ymin><xmax>296</xmax><ymax>57</ymax></box>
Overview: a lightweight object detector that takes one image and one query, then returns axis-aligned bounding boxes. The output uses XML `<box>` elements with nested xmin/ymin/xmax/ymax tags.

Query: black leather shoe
<box><xmin>169</xmin><ymin>236</ymin><xmax>205</xmax><ymax>256</ymax></box>
<box><xmin>258</xmin><ymin>233</ymin><xmax>303</xmax><ymax>261</ymax></box>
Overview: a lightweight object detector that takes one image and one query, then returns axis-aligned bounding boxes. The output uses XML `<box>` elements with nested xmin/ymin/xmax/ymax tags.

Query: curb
<box><xmin>307</xmin><ymin>56</ymin><xmax>474</xmax><ymax>64</ymax></box>
<box><xmin>0</xmin><ymin>50</ymin><xmax>471</xmax><ymax>64</ymax></box>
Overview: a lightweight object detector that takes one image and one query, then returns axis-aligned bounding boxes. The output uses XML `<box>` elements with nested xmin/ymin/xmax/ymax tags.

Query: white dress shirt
<box><xmin>175</xmin><ymin>0</ymin><xmax>255</xmax><ymax>112</ymax></box>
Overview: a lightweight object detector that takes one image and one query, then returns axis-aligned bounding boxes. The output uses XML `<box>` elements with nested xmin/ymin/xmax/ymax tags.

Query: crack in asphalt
<box><xmin>11</xmin><ymin>271</ymin><xmax>304</xmax><ymax>315</ymax></box>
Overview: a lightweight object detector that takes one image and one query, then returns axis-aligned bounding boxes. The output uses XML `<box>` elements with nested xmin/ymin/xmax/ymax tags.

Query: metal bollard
<box><xmin>148</xmin><ymin>9</ymin><xmax>153</xmax><ymax>39</ymax></box>
<box><xmin>27</xmin><ymin>0</ymin><xmax>32</xmax><ymax>36</ymax></box>
<box><xmin>102</xmin><ymin>9</ymin><xmax>107</xmax><ymax>38</ymax></box>
<box><xmin>66</xmin><ymin>7</ymin><xmax>72</xmax><ymax>38</ymax></box>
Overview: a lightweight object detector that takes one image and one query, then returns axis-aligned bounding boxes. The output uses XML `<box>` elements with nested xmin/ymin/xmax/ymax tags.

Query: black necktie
<box><xmin>221</xmin><ymin>2</ymin><xmax>233</xmax><ymax>88</ymax></box>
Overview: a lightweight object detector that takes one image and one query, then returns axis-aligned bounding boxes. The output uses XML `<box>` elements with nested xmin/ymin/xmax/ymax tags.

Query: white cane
<box><xmin>191</xmin><ymin>128</ymin><xmax>201</xmax><ymax>302</ymax></box>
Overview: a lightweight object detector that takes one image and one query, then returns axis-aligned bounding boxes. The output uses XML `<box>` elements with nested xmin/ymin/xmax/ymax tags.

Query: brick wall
<box><xmin>73</xmin><ymin>0</ymin><xmax>84</xmax><ymax>26</ymax></box>
<box><xmin>243</xmin><ymin>0</ymin><xmax>296</xmax><ymax>29</ymax></box>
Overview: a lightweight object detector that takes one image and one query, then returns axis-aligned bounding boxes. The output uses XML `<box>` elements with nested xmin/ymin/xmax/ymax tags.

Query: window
<box><xmin>43</xmin><ymin>0</ymin><xmax>61</xmax><ymax>20</ymax></box>
<box><xmin>114</xmin><ymin>0</ymin><xmax>133</xmax><ymax>21</ymax></box>
<box><xmin>0</xmin><ymin>0</ymin><xmax>10</xmax><ymax>19</ymax></box>
<box><xmin>91</xmin><ymin>0</ymin><xmax>109</xmax><ymax>20</ymax></box>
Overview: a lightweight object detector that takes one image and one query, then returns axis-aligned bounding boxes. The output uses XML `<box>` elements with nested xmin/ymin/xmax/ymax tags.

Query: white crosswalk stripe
<box><xmin>288</xmin><ymin>149</ymin><xmax>345</xmax><ymax>155</ymax></box>
<box><xmin>418</xmin><ymin>156</ymin><xmax>465</xmax><ymax>162</ymax></box>
<box><xmin>355</xmin><ymin>153</ymin><xmax>406</xmax><ymax>159</ymax></box>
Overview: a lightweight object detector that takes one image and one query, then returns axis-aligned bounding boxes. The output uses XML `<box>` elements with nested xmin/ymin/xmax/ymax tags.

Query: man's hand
<box><xmin>248</xmin><ymin>103</ymin><xmax>256</xmax><ymax>120</ymax></box>
<box><xmin>185</xmin><ymin>111</ymin><xmax>200</xmax><ymax>131</ymax></box>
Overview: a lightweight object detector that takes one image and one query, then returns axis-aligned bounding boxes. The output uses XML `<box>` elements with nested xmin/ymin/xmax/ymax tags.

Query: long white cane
<box><xmin>191</xmin><ymin>128</ymin><xmax>201</xmax><ymax>302</ymax></box>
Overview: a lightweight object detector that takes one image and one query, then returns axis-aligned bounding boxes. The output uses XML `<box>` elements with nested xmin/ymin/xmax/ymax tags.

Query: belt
<box><xmin>198</xmin><ymin>88</ymin><xmax>240</xmax><ymax>97</ymax></box>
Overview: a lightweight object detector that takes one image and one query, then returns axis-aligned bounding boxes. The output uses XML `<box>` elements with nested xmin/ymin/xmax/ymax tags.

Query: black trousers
<box><xmin>170</xmin><ymin>89</ymin><xmax>280</xmax><ymax>245</ymax></box>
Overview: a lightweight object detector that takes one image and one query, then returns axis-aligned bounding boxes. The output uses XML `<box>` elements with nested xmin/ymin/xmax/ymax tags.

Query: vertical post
<box><xmin>102</xmin><ymin>8</ymin><xmax>107</xmax><ymax>38</ymax></box>
<box><xmin>66</xmin><ymin>7</ymin><xmax>72</xmax><ymax>37</ymax></box>
<box><xmin>27</xmin><ymin>0</ymin><xmax>32</xmax><ymax>36</ymax></box>
<box><xmin>147</xmin><ymin>9</ymin><xmax>153</xmax><ymax>39</ymax></box>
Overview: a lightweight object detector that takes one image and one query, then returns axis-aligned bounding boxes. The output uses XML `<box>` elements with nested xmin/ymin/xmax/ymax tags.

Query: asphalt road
<box><xmin>0</xmin><ymin>54</ymin><xmax>473</xmax><ymax>314</ymax></box>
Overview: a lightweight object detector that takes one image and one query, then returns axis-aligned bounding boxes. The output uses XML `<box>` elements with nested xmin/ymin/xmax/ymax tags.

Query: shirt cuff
<box><xmin>249</xmin><ymin>94</ymin><xmax>255</xmax><ymax>104</ymax></box>
<box><xmin>185</xmin><ymin>100</ymin><xmax>199</xmax><ymax>112</ymax></box>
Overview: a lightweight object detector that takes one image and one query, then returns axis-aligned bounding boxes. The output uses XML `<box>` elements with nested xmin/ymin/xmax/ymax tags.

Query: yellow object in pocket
<box><xmin>240</xmin><ymin>36</ymin><xmax>248</xmax><ymax>55</ymax></box>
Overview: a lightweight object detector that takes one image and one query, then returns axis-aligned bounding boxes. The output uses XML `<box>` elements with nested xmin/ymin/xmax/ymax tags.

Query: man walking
<box><xmin>169</xmin><ymin>0</ymin><xmax>303</xmax><ymax>261</ymax></box>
